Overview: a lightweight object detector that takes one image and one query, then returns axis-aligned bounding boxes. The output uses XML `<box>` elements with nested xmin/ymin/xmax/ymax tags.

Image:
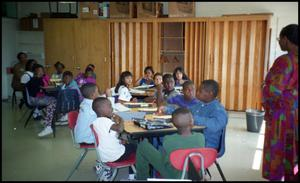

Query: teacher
<box><xmin>262</xmin><ymin>24</ymin><xmax>298</xmax><ymax>181</ymax></box>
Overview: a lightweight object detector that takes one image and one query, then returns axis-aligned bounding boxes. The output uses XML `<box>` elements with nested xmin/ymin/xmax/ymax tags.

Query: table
<box><xmin>41</xmin><ymin>85</ymin><xmax>60</xmax><ymax>97</ymax></box>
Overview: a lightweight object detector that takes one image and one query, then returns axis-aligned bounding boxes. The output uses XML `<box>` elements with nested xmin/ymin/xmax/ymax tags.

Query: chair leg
<box><xmin>205</xmin><ymin>168</ymin><xmax>212</xmax><ymax>180</ymax></box>
<box><xmin>19</xmin><ymin>109</ymin><xmax>29</xmax><ymax>123</ymax></box>
<box><xmin>24</xmin><ymin>110</ymin><xmax>34</xmax><ymax>128</ymax></box>
<box><xmin>215</xmin><ymin>160</ymin><xmax>226</xmax><ymax>181</ymax></box>
<box><xmin>111</xmin><ymin>168</ymin><xmax>118</xmax><ymax>181</ymax></box>
<box><xmin>131</xmin><ymin>165</ymin><xmax>137</xmax><ymax>174</ymax></box>
<box><xmin>12</xmin><ymin>90</ymin><xmax>16</xmax><ymax>108</ymax></box>
<box><xmin>66</xmin><ymin>149</ymin><xmax>88</xmax><ymax>181</ymax></box>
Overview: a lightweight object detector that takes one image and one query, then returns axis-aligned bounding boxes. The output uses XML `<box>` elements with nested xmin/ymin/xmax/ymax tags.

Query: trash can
<box><xmin>246</xmin><ymin>109</ymin><xmax>265</xmax><ymax>133</ymax></box>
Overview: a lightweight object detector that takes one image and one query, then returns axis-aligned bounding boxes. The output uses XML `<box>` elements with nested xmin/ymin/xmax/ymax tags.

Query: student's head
<box><xmin>153</xmin><ymin>72</ymin><xmax>163</xmax><ymax>86</ymax></box>
<box><xmin>32</xmin><ymin>64</ymin><xmax>44</xmax><ymax>78</ymax></box>
<box><xmin>182</xmin><ymin>80</ymin><xmax>195</xmax><ymax>101</ymax></box>
<box><xmin>173</xmin><ymin>67</ymin><xmax>189</xmax><ymax>81</ymax></box>
<box><xmin>162</xmin><ymin>74</ymin><xmax>175</xmax><ymax>91</ymax></box>
<box><xmin>25</xmin><ymin>59</ymin><xmax>37</xmax><ymax>72</ymax></box>
<box><xmin>62</xmin><ymin>71</ymin><xmax>73</xmax><ymax>85</ymax></box>
<box><xmin>172</xmin><ymin>107</ymin><xmax>193</xmax><ymax>132</ymax></box>
<box><xmin>81</xmin><ymin>83</ymin><xmax>99</xmax><ymax>100</ymax></box>
<box><xmin>115</xmin><ymin>71</ymin><xmax>133</xmax><ymax>93</ymax></box>
<box><xmin>84</xmin><ymin>67</ymin><xmax>94</xmax><ymax>78</ymax></box>
<box><xmin>92</xmin><ymin>97</ymin><xmax>113</xmax><ymax>118</ymax></box>
<box><xmin>54</xmin><ymin>61</ymin><xmax>65</xmax><ymax>74</ymax></box>
<box><xmin>278</xmin><ymin>24</ymin><xmax>298</xmax><ymax>51</ymax></box>
<box><xmin>144</xmin><ymin>66</ymin><xmax>154</xmax><ymax>79</ymax></box>
<box><xmin>196</xmin><ymin>80</ymin><xmax>219</xmax><ymax>103</ymax></box>
<box><xmin>17</xmin><ymin>52</ymin><xmax>28</xmax><ymax>64</ymax></box>
<box><xmin>87</xmin><ymin>64</ymin><xmax>95</xmax><ymax>71</ymax></box>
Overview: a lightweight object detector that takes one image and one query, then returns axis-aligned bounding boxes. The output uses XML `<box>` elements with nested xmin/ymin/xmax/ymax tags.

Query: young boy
<box><xmin>135</xmin><ymin>107</ymin><xmax>205</xmax><ymax>180</ymax></box>
<box><xmin>156</xmin><ymin>74</ymin><xmax>180</xmax><ymax>107</ymax></box>
<box><xmin>92</xmin><ymin>97</ymin><xmax>136</xmax><ymax>180</ymax></box>
<box><xmin>74</xmin><ymin>83</ymin><xmax>99</xmax><ymax>144</ymax></box>
<box><xmin>159</xmin><ymin>80</ymin><xmax>228</xmax><ymax>150</ymax></box>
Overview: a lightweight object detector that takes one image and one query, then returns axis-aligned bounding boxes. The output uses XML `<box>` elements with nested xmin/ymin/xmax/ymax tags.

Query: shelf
<box><xmin>161</xmin><ymin>37</ymin><xmax>184</xmax><ymax>39</ymax></box>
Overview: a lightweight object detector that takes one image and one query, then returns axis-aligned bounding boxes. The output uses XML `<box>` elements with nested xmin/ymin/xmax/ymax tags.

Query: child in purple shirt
<box><xmin>75</xmin><ymin>67</ymin><xmax>96</xmax><ymax>87</ymax></box>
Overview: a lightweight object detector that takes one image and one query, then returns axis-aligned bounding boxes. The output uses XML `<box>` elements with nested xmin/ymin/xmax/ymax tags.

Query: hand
<box><xmin>156</xmin><ymin>84</ymin><xmax>163</xmax><ymax>91</ymax></box>
<box><xmin>131</xmin><ymin>97</ymin><xmax>138</xmax><ymax>103</ymax></box>
<box><xmin>112</xmin><ymin>114</ymin><xmax>123</xmax><ymax>124</ymax></box>
<box><xmin>157</xmin><ymin>106</ymin><xmax>165</xmax><ymax>114</ymax></box>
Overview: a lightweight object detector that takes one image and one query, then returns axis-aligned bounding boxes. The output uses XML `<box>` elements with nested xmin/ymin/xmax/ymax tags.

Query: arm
<box><xmin>135</xmin><ymin>77</ymin><xmax>143</xmax><ymax>86</ymax></box>
<box><xmin>192</xmin><ymin>108</ymin><xmax>227</xmax><ymax>133</ymax></box>
<box><xmin>110</xmin><ymin>114</ymin><xmax>124</xmax><ymax>133</ymax></box>
<box><xmin>156</xmin><ymin>84</ymin><xmax>165</xmax><ymax>107</ymax></box>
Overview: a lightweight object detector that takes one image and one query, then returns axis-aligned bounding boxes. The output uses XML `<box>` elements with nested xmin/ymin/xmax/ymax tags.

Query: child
<box><xmin>25</xmin><ymin>64</ymin><xmax>57</xmax><ymax>137</ymax></box>
<box><xmin>144</xmin><ymin>72</ymin><xmax>163</xmax><ymax>103</ymax></box>
<box><xmin>135</xmin><ymin>66</ymin><xmax>155</xmax><ymax>86</ymax></box>
<box><xmin>87</xmin><ymin>64</ymin><xmax>96</xmax><ymax>79</ymax></box>
<box><xmin>74</xmin><ymin>83</ymin><xmax>100</xmax><ymax>144</ymax></box>
<box><xmin>156</xmin><ymin>73</ymin><xmax>180</xmax><ymax>107</ymax></box>
<box><xmin>135</xmin><ymin>107</ymin><xmax>205</xmax><ymax>180</ymax></box>
<box><xmin>158</xmin><ymin>80</ymin><xmax>199</xmax><ymax>113</ymax></box>
<box><xmin>51</xmin><ymin>61</ymin><xmax>65</xmax><ymax>81</ymax></box>
<box><xmin>173</xmin><ymin>67</ymin><xmax>190</xmax><ymax>87</ymax></box>
<box><xmin>92</xmin><ymin>97</ymin><xmax>136</xmax><ymax>180</ymax></box>
<box><xmin>114</xmin><ymin>71</ymin><xmax>138</xmax><ymax>103</ymax></box>
<box><xmin>159</xmin><ymin>80</ymin><xmax>228</xmax><ymax>150</ymax></box>
<box><xmin>75</xmin><ymin>67</ymin><xmax>96</xmax><ymax>87</ymax></box>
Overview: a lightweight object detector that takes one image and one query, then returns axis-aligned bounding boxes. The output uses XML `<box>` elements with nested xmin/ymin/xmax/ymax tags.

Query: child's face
<box><xmin>124</xmin><ymin>76</ymin><xmax>132</xmax><ymax>86</ymax></box>
<box><xmin>63</xmin><ymin>75</ymin><xmax>72</xmax><ymax>85</ymax></box>
<box><xmin>196</xmin><ymin>87</ymin><xmax>214</xmax><ymax>103</ymax></box>
<box><xmin>175</xmin><ymin>71</ymin><xmax>183</xmax><ymax>80</ymax></box>
<box><xmin>154</xmin><ymin>75</ymin><xmax>162</xmax><ymax>85</ymax></box>
<box><xmin>35</xmin><ymin>67</ymin><xmax>44</xmax><ymax>78</ymax></box>
<box><xmin>56</xmin><ymin>65</ymin><xmax>64</xmax><ymax>73</ymax></box>
<box><xmin>85</xmin><ymin>71</ymin><xmax>93</xmax><ymax>77</ymax></box>
<box><xmin>163</xmin><ymin>78</ymin><xmax>175</xmax><ymax>91</ymax></box>
<box><xmin>102</xmin><ymin>101</ymin><xmax>113</xmax><ymax>118</ymax></box>
<box><xmin>183</xmin><ymin>85</ymin><xmax>195</xmax><ymax>101</ymax></box>
<box><xmin>145</xmin><ymin>70</ymin><xmax>153</xmax><ymax>79</ymax></box>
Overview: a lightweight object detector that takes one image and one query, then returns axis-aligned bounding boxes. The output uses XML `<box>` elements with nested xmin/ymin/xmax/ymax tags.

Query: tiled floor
<box><xmin>2</xmin><ymin>100</ymin><xmax>267</xmax><ymax>181</ymax></box>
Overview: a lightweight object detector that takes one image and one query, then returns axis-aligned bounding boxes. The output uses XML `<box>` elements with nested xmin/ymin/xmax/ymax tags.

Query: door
<box><xmin>74</xmin><ymin>20</ymin><xmax>111</xmax><ymax>91</ymax></box>
<box><xmin>43</xmin><ymin>19</ymin><xmax>77</xmax><ymax>75</ymax></box>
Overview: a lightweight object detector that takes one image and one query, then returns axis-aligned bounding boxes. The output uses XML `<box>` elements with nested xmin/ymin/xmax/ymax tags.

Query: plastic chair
<box><xmin>90</xmin><ymin>124</ymin><xmax>136</xmax><ymax>181</ymax></box>
<box><xmin>65</xmin><ymin>111</ymin><xmax>95</xmax><ymax>181</ymax></box>
<box><xmin>23</xmin><ymin>87</ymin><xmax>47</xmax><ymax>128</ymax></box>
<box><xmin>169</xmin><ymin>147</ymin><xmax>217</xmax><ymax>180</ymax></box>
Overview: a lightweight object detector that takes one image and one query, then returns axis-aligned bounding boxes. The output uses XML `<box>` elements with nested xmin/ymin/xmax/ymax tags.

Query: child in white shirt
<box><xmin>114</xmin><ymin>71</ymin><xmax>138</xmax><ymax>103</ymax></box>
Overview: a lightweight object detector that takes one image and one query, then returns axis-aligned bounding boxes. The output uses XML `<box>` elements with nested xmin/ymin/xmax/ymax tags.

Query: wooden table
<box><xmin>124</xmin><ymin>121</ymin><xmax>205</xmax><ymax>139</ymax></box>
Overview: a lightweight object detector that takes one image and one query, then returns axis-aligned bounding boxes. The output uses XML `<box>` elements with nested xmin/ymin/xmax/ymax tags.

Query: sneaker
<box><xmin>57</xmin><ymin>114</ymin><xmax>68</xmax><ymax>122</ymax></box>
<box><xmin>38</xmin><ymin>126</ymin><xmax>53</xmax><ymax>137</ymax></box>
<box><xmin>55</xmin><ymin>121</ymin><xmax>68</xmax><ymax>126</ymax></box>
<box><xmin>128</xmin><ymin>174</ymin><xmax>136</xmax><ymax>181</ymax></box>
<box><xmin>100</xmin><ymin>167</ymin><xmax>113</xmax><ymax>181</ymax></box>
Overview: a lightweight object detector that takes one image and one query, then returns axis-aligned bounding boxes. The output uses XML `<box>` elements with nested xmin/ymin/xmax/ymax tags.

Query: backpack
<box><xmin>56</xmin><ymin>89</ymin><xmax>80</xmax><ymax>114</ymax></box>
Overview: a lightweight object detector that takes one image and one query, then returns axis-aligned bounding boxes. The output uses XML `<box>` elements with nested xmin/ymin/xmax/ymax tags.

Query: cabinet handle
<box><xmin>104</xmin><ymin>57</ymin><xmax>107</xmax><ymax>62</ymax></box>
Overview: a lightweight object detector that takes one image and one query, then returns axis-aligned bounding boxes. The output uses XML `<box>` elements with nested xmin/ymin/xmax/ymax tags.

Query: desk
<box><xmin>42</xmin><ymin>85</ymin><xmax>60</xmax><ymax>97</ymax></box>
<box><xmin>124</xmin><ymin>121</ymin><xmax>205</xmax><ymax>139</ymax></box>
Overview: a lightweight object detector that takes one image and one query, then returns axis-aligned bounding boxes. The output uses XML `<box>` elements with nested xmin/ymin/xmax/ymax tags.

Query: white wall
<box><xmin>2</xmin><ymin>18</ymin><xmax>18</xmax><ymax>100</ymax></box>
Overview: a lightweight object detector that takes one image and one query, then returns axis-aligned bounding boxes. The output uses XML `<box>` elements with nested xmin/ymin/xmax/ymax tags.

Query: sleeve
<box><xmin>164</xmin><ymin>104</ymin><xmax>177</xmax><ymax>115</ymax></box>
<box><xmin>20</xmin><ymin>74</ymin><xmax>29</xmax><ymax>84</ymax></box>
<box><xmin>118</xmin><ymin>86</ymin><xmax>132</xmax><ymax>102</ymax></box>
<box><xmin>263</xmin><ymin>56</ymin><xmax>293</xmax><ymax>100</ymax></box>
<box><xmin>94</xmin><ymin>118</ymin><xmax>114</xmax><ymax>134</ymax></box>
<box><xmin>192</xmin><ymin>107</ymin><xmax>227</xmax><ymax>133</ymax></box>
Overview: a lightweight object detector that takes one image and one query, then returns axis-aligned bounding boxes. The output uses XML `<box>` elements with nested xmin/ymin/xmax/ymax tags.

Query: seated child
<box><xmin>26</xmin><ymin>64</ymin><xmax>57</xmax><ymax>137</ymax></box>
<box><xmin>135</xmin><ymin>66</ymin><xmax>155</xmax><ymax>86</ymax></box>
<box><xmin>74</xmin><ymin>83</ymin><xmax>100</xmax><ymax>144</ymax></box>
<box><xmin>86</xmin><ymin>64</ymin><xmax>96</xmax><ymax>79</ymax></box>
<box><xmin>159</xmin><ymin>79</ymin><xmax>228</xmax><ymax>149</ymax></box>
<box><xmin>135</xmin><ymin>107</ymin><xmax>205</xmax><ymax>180</ymax></box>
<box><xmin>144</xmin><ymin>72</ymin><xmax>163</xmax><ymax>103</ymax></box>
<box><xmin>75</xmin><ymin>67</ymin><xmax>96</xmax><ymax>87</ymax></box>
<box><xmin>92</xmin><ymin>97</ymin><xmax>136</xmax><ymax>179</ymax></box>
<box><xmin>51</xmin><ymin>61</ymin><xmax>65</xmax><ymax>81</ymax></box>
<box><xmin>173</xmin><ymin>67</ymin><xmax>190</xmax><ymax>87</ymax></box>
<box><xmin>156</xmin><ymin>73</ymin><xmax>180</xmax><ymax>107</ymax></box>
<box><xmin>114</xmin><ymin>71</ymin><xmax>138</xmax><ymax>103</ymax></box>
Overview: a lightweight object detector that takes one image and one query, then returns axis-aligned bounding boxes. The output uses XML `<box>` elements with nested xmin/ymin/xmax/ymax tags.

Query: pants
<box><xmin>29</xmin><ymin>96</ymin><xmax>57</xmax><ymax>127</ymax></box>
<box><xmin>115</xmin><ymin>143</ymin><xmax>137</xmax><ymax>174</ymax></box>
<box><xmin>136</xmin><ymin>139</ymin><xmax>170</xmax><ymax>180</ymax></box>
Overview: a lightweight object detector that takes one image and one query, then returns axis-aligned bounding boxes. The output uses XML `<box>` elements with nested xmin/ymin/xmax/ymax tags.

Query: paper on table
<box><xmin>113</xmin><ymin>103</ymin><xmax>130</xmax><ymax>112</ymax></box>
<box><xmin>129</xmin><ymin>88</ymin><xmax>146</xmax><ymax>94</ymax></box>
<box><xmin>152</xmin><ymin>114</ymin><xmax>172</xmax><ymax>119</ymax></box>
<box><xmin>138</xmin><ymin>107</ymin><xmax>158</xmax><ymax>112</ymax></box>
<box><xmin>134</xmin><ymin>85</ymin><xmax>154</xmax><ymax>89</ymax></box>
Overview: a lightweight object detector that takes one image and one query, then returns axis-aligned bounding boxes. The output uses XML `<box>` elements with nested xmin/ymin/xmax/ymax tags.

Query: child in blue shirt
<box><xmin>135</xmin><ymin>66</ymin><xmax>155</xmax><ymax>86</ymax></box>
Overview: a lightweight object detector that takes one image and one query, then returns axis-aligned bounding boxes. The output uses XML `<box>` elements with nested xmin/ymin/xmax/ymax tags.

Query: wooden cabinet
<box><xmin>43</xmin><ymin>19</ymin><xmax>111</xmax><ymax>91</ymax></box>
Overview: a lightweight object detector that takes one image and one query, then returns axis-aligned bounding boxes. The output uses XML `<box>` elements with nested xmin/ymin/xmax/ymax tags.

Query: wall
<box><xmin>2</xmin><ymin>18</ymin><xmax>18</xmax><ymax>100</ymax></box>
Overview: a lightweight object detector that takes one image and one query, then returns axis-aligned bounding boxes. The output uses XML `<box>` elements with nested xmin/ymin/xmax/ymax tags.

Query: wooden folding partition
<box><xmin>204</xmin><ymin>18</ymin><xmax>270</xmax><ymax>111</ymax></box>
<box><xmin>110</xmin><ymin>21</ymin><xmax>155</xmax><ymax>85</ymax></box>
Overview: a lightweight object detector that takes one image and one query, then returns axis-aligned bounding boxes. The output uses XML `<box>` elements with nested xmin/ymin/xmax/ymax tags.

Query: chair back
<box><xmin>24</xmin><ymin>87</ymin><xmax>33</xmax><ymax>107</ymax></box>
<box><xmin>68</xmin><ymin>111</ymin><xmax>79</xmax><ymax>130</ymax></box>
<box><xmin>217</xmin><ymin>128</ymin><xmax>226</xmax><ymax>158</ymax></box>
<box><xmin>56</xmin><ymin>89</ymin><xmax>80</xmax><ymax>114</ymax></box>
<box><xmin>90</xmin><ymin>124</ymin><xmax>102</xmax><ymax>161</ymax></box>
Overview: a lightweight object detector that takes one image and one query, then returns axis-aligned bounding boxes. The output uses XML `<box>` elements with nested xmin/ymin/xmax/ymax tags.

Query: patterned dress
<box><xmin>262</xmin><ymin>49</ymin><xmax>298</xmax><ymax>180</ymax></box>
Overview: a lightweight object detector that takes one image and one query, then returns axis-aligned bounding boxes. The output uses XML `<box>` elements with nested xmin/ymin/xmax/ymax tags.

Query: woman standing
<box><xmin>262</xmin><ymin>24</ymin><xmax>298</xmax><ymax>181</ymax></box>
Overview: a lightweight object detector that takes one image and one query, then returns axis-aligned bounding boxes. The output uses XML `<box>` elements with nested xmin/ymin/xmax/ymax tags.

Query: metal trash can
<box><xmin>246</xmin><ymin>109</ymin><xmax>265</xmax><ymax>133</ymax></box>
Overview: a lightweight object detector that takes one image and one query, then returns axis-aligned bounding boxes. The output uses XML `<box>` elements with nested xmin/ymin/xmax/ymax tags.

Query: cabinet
<box><xmin>43</xmin><ymin>19</ymin><xmax>110</xmax><ymax>90</ymax></box>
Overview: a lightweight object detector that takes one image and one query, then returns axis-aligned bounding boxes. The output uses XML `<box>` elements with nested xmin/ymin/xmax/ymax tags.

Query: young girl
<box><xmin>135</xmin><ymin>66</ymin><xmax>155</xmax><ymax>86</ymax></box>
<box><xmin>51</xmin><ymin>61</ymin><xmax>65</xmax><ymax>81</ymax></box>
<box><xmin>115</xmin><ymin>71</ymin><xmax>138</xmax><ymax>103</ymax></box>
<box><xmin>173</xmin><ymin>67</ymin><xmax>190</xmax><ymax>86</ymax></box>
<box><xmin>144</xmin><ymin>72</ymin><xmax>163</xmax><ymax>103</ymax></box>
<box><xmin>75</xmin><ymin>67</ymin><xmax>96</xmax><ymax>87</ymax></box>
<box><xmin>25</xmin><ymin>64</ymin><xmax>57</xmax><ymax>137</ymax></box>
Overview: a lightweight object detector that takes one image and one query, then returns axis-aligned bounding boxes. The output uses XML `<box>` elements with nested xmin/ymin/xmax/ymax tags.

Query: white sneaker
<box><xmin>38</xmin><ymin>126</ymin><xmax>53</xmax><ymax>137</ymax></box>
<box><xmin>58</xmin><ymin>114</ymin><xmax>68</xmax><ymax>122</ymax></box>
<box><xmin>55</xmin><ymin>121</ymin><xmax>68</xmax><ymax>126</ymax></box>
<box><xmin>128</xmin><ymin>174</ymin><xmax>136</xmax><ymax>181</ymax></box>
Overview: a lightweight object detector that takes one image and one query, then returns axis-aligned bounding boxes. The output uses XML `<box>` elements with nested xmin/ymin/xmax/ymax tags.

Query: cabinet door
<box><xmin>74</xmin><ymin>20</ymin><xmax>110</xmax><ymax>91</ymax></box>
<box><xmin>43</xmin><ymin>19</ymin><xmax>77</xmax><ymax>75</ymax></box>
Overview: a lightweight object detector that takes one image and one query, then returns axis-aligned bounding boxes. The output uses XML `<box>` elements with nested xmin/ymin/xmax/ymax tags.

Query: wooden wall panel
<box><xmin>184</xmin><ymin>21</ymin><xmax>206</xmax><ymax>89</ymax></box>
<box><xmin>205</xmin><ymin>20</ymin><xmax>268</xmax><ymax>111</ymax></box>
<box><xmin>110</xmin><ymin>22</ymin><xmax>155</xmax><ymax>86</ymax></box>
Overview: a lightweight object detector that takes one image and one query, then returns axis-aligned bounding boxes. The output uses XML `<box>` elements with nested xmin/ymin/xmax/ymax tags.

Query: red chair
<box><xmin>90</xmin><ymin>124</ymin><xmax>136</xmax><ymax>181</ymax></box>
<box><xmin>169</xmin><ymin>148</ymin><xmax>217</xmax><ymax>180</ymax></box>
<box><xmin>65</xmin><ymin>111</ymin><xmax>95</xmax><ymax>181</ymax></box>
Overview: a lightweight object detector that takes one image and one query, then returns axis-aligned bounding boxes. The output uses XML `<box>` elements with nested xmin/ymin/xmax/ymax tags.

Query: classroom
<box><xmin>2</xmin><ymin>2</ymin><xmax>298</xmax><ymax>181</ymax></box>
